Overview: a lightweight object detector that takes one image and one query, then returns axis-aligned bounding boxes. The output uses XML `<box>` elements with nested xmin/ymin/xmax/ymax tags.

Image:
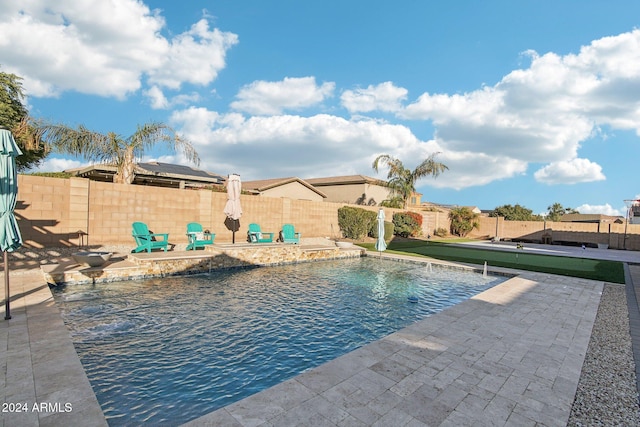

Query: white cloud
<box><xmin>0</xmin><ymin>1</ymin><xmax>237</xmax><ymax>98</ymax></box>
<box><xmin>341</xmin><ymin>82</ymin><xmax>408</xmax><ymax>113</ymax></box>
<box><xmin>171</xmin><ymin>107</ymin><xmax>438</xmax><ymax>179</ymax></box>
<box><xmin>434</xmin><ymin>151</ymin><xmax>528</xmax><ymax>190</ymax></box>
<box><xmin>533</xmin><ymin>158</ymin><xmax>606</xmax><ymax>185</ymax></box>
<box><xmin>171</xmin><ymin>106</ymin><xmax>529</xmax><ymax>190</ymax></box>
<box><xmin>144</xmin><ymin>86</ymin><xmax>169</xmax><ymax>110</ymax></box>
<box><xmin>144</xmin><ymin>85</ymin><xmax>201</xmax><ymax>110</ymax></box>
<box><xmin>146</xmin><ymin>19</ymin><xmax>238</xmax><ymax>90</ymax></box>
<box><xmin>230</xmin><ymin>77</ymin><xmax>335</xmax><ymax>115</ymax></box>
<box><xmin>28</xmin><ymin>157</ymin><xmax>86</xmax><ymax>173</ymax></box>
<box><xmin>575</xmin><ymin>203</ymin><xmax>623</xmax><ymax>216</ymax></box>
<box><xmin>397</xmin><ymin>29</ymin><xmax>640</xmax><ymax>188</ymax></box>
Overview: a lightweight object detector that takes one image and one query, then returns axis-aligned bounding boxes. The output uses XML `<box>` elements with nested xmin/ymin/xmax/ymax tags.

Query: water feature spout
<box><xmin>483</xmin><ymin>261</ymin><xmax>488</xmax><ymax>278</ymax></box>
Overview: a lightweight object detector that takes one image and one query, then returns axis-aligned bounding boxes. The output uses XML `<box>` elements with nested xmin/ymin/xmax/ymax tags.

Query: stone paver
<box><xmin>0</xmin><ymin>270</ymin><xmax>107</xmax><ymax>427</ymax></box>
<box><xmin>1</xmin><ymin>246</ymin><xmax>637</xmax><ymax>426</ymax></box>
<box><xmin>184</xmin><ymin>271</ymin><xmax>604</xmax><ymax>427</ymax></box>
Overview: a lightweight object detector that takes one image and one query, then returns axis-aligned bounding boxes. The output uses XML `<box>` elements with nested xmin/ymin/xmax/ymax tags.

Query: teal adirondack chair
<box><xmin>247</xmin><ymin>223</ymin><xmax>274</xmax><ymax>243</ymax></box>
<box><xmin>279</xmin><ymin>224</ymin><xmax>301</xmax><ymax>244</ymax></box>
<box><xmin>186</xmin><ymin>222</ymin><xmax>215</xmax><ymax>250</ymax></box>
<box><xmin>131</xmin><ymin>222</ymin><xmax>169</xmax><ymax>253</ymax></box>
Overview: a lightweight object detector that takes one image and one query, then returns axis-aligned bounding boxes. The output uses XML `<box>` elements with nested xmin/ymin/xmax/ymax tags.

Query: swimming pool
<box><xmin>51</xmin><ymin>257</ymin><xmax>506</xmax><ymax>426</ymax></box>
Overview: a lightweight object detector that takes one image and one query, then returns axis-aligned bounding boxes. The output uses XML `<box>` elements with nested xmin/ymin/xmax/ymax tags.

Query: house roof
<box><xmin>560</xmin><ymin>213</ymin><xmax>624</xmax><ymax>223</ymax></box>
<box><xmin>65</xmin><ymin>162</ymin><xmax>225</xmax><ymax>188</ymax></box>
<box><xmin>242</xmin><ymin>177</ymin><xmax>327</xmax><ymax>198</ymax></box>
<box><xmin>305</xmin><ymin>175</ymin><xmax>386</xmax><ymax>186</ymax></box>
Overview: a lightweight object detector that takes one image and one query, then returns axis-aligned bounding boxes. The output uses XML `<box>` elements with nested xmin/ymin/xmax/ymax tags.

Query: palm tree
<box><xmin>39</xmin><ymin>122</ymin><xmax>199</xmax><ymax>184</ymax></box>
<box><xmin>1</xmin><ymin>70</ymin><xmax>50</xmax><ymax>170</ymax></box>
<box><xmin>372</xmin><ymin>153</ymin><xmax>448</xmax><ymax>209</ymax></box>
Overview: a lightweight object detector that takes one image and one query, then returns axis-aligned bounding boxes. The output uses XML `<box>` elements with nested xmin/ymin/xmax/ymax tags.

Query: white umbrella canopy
<box><xmin>0</xmin><ymin>128</ymin><xmax>23</xmax><ymax>320</ymax></box>
<box><xmin>223</xmin><ymin>174</ymin><xmax>242</xmax><ymax>243</ymax></box>
<box><xmin>375</xmin><ymin>208</ymin><xmax>387</xmax><ymax>253</ymax></box>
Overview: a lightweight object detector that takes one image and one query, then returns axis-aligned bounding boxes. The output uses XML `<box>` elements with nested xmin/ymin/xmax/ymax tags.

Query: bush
<box><xmin>434</xmin><ymin>227</ymin><xmax>448</xmax><ymax>237</ymax></box>
<box><xmin>392</xmin><ymin>212</ymin><xmax>422</xmax><ymax>237</ymax></box>
<box><xmin>371</xmin><ymin>220</ymin><xmax>394</xmax><ymax>242</ymax></box>
<box><xmin>26</xmin><ymin>172</ymin><xmax>73</xmax><ymax>179</ymax></box>
<box><xmin>406</xmin><ymin>211</ymin><xmax>423</xmax><ymax>228</ymax></box>
<box><xmin>448</xmin><ymin>206</ymin><xmax>479</xmax><ymax>237</ymax></box>
<box><xmin>338</xmin><ymin>206</ymin><xmax>376</xmax><ymax>240</ymax></box>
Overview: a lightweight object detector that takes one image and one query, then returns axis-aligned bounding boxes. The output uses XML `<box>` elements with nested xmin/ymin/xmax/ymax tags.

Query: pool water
<box><xmin>51</xmin><ymin>257</ymin><xmax>506</xmax><ymax>426</ymax></box>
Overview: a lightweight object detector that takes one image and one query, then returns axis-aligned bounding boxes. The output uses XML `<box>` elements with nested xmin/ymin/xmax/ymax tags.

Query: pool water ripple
<box><xmin>51</xmin><ymin>257</ymin><xmax>506</xmax><ymax>426</ymax></box>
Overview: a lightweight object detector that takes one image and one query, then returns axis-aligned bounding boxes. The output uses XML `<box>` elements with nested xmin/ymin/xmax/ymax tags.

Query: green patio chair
<box><xmin>247</xmin><ymin>223</ymin><xmax>274</xmax><ymax>243</ymax></box>
<box><xmin>279</xmin><ymin>224</ymin><xmax>301</xmax><ymax>244</ymax></box>
<box><xmin>186</xmin><ymin>222</ymin><xmax>215</xmax><ymax>250</ymax></box>
<box><xmin>131</xmin><ymin>222</ymin><xmax>169</xmax><ymax>253</ymax></box>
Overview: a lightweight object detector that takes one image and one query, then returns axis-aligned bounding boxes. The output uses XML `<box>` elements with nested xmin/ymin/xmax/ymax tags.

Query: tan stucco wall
<box><xmin>410</xmin><ymin>210</ymin><xmax>640</xmax><ymax>250</ymax></box>
<box><xmin>259</xmin><ymin>182</ymin><xmax>324</xmax><ymax>201</ymax></box>
<box><xmin>15</xmin><ymin>175</ymin><xmax>640</xmax><ymax>250</ymax></box>
<box><xmin>16</xmin><ymin>175</ymin><xmax>344</xmax><ymax>248</ymax></box>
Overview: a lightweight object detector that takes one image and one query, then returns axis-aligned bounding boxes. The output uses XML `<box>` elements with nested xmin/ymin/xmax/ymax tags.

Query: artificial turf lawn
<box><xmin>358</xmin><ymin>240</ymin><xmax>625</xmax><ymax>284</ymax></box>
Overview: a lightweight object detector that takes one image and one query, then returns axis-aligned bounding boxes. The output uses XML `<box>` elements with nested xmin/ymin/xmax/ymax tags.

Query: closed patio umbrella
<box><xmin>0</xmin><ymin>127</ymin><xmax>23</xmax><ymax>320</ymax></box>
<box><xmin>223</xmin><ymin>174</ymin><xmax>242</xmax><ymax>243</ymax></box>
<box><xmin>375</xmin><ymin>208</ymin><xmax>387</xmax><ymax>255</ymax></box>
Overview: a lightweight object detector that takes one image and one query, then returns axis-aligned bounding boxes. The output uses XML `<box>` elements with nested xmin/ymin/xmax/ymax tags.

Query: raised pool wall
<box><xmin>42</xmin><ymin>244</ymin><xmax>366</xmax><ymax>285</ymax></box>
<box><xmin>18</xmin><ymin>175</ymin><xmax>640</xmax><ymax>250</ymax></box>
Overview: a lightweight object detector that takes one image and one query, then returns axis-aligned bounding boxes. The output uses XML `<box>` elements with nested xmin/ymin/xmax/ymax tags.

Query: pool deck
<box><xmin>1</xmin><ymin>242</ymin><xmax>639</xmax><ymax>426</ymax></box>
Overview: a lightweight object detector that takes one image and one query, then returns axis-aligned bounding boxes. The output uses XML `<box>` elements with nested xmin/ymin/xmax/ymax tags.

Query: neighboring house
<box><xmin>65</xmin><ymin>162</ymin><xmax>225</xmax><ymax>189</ymax></box>
<box><xmin>559</xmin><ymin>213</ymin><xmax>624</xmax><ymax>224</ymax></box>
<box><xmin>631</xmin><ymin>203</ymin><xmax>640</xmax><ymax>224</ymax></box>
<box><xmin>305</xmin><ymin>175</ymin><xmax>391</xmax><ymax>205</ymax></box>
<box><xmin>408</xmin><ymin>192</ymin><xmax>422</xmax><ymax>207</ymax></box>
<box><xmin>464</xmin><ymin>206</ymin><xmax>482</xmax><ymax>215</ymax></box>
<box><xmin>242</xmin><ymin>177</ymin><xmax>327</xmax><ymax>201</ymax></box>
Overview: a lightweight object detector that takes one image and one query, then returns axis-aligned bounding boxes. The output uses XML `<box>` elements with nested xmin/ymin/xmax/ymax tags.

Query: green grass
<box><xmin>358</xmin><ymin>240</ymin><xmax>625</xmax><ymax>284</ymax></box>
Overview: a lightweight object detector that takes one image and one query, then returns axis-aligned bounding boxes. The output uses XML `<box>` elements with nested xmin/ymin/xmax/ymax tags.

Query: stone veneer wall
<box><xmin>43</xmin><ymin>246</ymin><xmax>365</xmax><ymax>285</ymax></box>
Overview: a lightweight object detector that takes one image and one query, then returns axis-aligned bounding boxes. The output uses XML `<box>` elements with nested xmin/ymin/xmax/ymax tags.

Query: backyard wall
<box><xmin>16</xmin><ymin>175</ymin><xmax>640</xmax><ymax>250</ymax></box>
<box><xmin>17</xmin><ymin>175</ymin><xmax>350</xmax><ymax>248</ymax></box>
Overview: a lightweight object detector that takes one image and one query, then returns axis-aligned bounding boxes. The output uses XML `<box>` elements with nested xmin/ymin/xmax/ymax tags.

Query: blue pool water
<box><xmin>51</xmin><ymin>257</ymin><xmax>506</xmax><ymax>426</ymax></box>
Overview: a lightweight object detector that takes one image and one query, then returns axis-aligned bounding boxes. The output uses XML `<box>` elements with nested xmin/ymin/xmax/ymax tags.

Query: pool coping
<box><xmin>0</xmin><ymin>248</ymin><xmax>626</xmax><ymax>426</ymax></box>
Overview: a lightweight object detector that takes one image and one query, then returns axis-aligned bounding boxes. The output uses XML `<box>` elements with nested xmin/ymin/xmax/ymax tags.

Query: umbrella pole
<box><xmin>4</xmin><ymin>251</ymin><xmax>10</xmax><ymax>320</ymax></box>
<box><xmin>233</xmin><ymin>219</ymin><xmax>236</xmax><ymax>244</ymax></box>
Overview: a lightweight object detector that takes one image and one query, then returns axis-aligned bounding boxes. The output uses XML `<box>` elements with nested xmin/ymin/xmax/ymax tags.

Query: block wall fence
<box><xmin>16</xmin><ymin>175</ymin><xmax>640</xmax><ymax>251</ymax></box>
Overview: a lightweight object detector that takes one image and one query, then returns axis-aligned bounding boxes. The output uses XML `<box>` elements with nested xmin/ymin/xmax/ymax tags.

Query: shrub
<box><xmin>338</xmin><ymin>206</ymin><xmax>376</xmax><ymax>240</ymax></box>
<box><xmin>434</xmin><ymin>227</ymin><xmax>448</xmax><ymax>237</ymax></box>
<box><xmin>27</xmin><ymin>172</ymin><xmax>73</xmax><ymax>179</ymax></box>
<box><xmin>448</xmin><ymin>206</ymin><xmax>479</xmax><ymax>237</ymax></box>
<box><xmin>405</xmin><ymin>211</ymin><xmax>423</xmax><ymax>228</ymax></box>
<box><xmin>371</xmin><ymin>220</ymin><xmax>394</xmax><ymax>242</ymax></box>
<box><xmin>392</xmin><ymin>212</ymin><xmax>422</xmax><ymax>237</ymax></box>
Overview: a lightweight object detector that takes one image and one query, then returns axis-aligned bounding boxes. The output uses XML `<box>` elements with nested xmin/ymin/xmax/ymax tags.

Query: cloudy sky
<box><xmin>2</xmin><ymin>0</ymin><xmax>640</xmax><ymax>215</ymax></box>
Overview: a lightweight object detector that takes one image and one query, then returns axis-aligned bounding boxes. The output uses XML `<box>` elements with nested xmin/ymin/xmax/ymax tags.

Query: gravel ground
<box><xmin>567</xmin><ymin>283</ymin><xmax>640</xmax><ymax>426</ymax></box>
<box><xmin>9</xmin><ymin>246</ymin><xmax>640</xmax><ymax>425</ymax></box>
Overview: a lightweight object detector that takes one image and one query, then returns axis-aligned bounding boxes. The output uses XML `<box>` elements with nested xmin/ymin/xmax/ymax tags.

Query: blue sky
<box><xmin>2</xmin><ymin>0</ymin><xmax>640</xmax><ymax>215</ymax></box>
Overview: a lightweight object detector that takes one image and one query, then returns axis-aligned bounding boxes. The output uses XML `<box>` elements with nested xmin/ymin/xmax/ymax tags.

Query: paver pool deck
<box><xmin>1</xmin><ymin>242</ymin><xmax>640</xmax><ymax>426</ymax></box>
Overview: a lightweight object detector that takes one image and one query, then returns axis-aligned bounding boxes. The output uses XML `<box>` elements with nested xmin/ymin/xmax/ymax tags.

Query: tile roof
<box><xmin>305</xmin><ymin>175</ymin><xmax>385</xmax><ymax>186</ymax></box>
<box><xmin>560</xmin><ymin>213</ymin><xmax>624</xmax><ymax>223</ymax></box>
<box><xmin>65</xmin><ymin>162</ymin><xmax>225</xmax><ymax>186</ymax></box>
<box><xmin>242</xmin><ymin>177</ymin><xmax>327</xmax><ymax>198</ymax></box>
